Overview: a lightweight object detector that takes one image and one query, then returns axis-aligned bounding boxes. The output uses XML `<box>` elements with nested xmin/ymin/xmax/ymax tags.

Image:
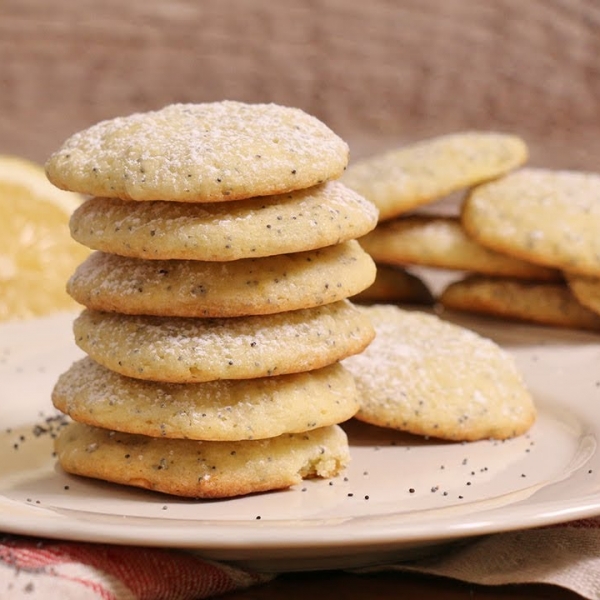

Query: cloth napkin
<box><xmin>2</xmin><ymin>517</ymin><xmax>600</xmax><ymax>599</ymax></box>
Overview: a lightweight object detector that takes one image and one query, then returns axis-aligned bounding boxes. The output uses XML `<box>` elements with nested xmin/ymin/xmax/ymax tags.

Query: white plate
<box><xmin>1</xmin><ymin>311</ymin><xmax>599</xmax><ymax>572</ymax></box>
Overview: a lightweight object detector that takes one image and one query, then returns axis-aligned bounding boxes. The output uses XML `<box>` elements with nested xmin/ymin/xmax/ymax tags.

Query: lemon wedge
<box><xmin>0</xmin><ymin>155</ymin><xmax>89</xmax><ymax>321</ymax></box>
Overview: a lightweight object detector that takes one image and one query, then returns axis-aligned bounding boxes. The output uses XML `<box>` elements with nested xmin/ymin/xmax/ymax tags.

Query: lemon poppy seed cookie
<box><xmin>45</xmin><ymin>102</ymin><xmax>349</xmax><ymax>202</ymax></box>
<box><xmin>359</xmin><ymin>215</ymin><xmax>560</xmax><ymax>281</ymax></box>
<box><xmin>440</xmin><ymin>275</ymin><xmax>600</xmax><ymax>331</ymax></box>
<box><xmin>343</xmin><ymin>305</ymin><xmax>536</xmax><ymax>441</ymax></box>
<box><xmin>73</xmin><ymin>301</ymin><xmax>375</xmax><ymax>383</ymax></box>
<box><xmin>342</xmin><ymin>132</ymin><xmax>528</xmax><ymax>221</ymax></box>
<box><xmin>69</xmin><ymin>181</ymin><xmax>378</xmax><ymax>260</ymax></box>
<box><xmin>352</xmin><ymin>264</ymin><xmax>434</xmax><ymax>306</ymax></box>
<box><xmin>67</xmin><ymin>241</ymin><xmax>376</xmax><ymax>317</ymax></box>
<box><xmin>462</xmin><ymin>169</ymin><xmax>600</xmax><ymax>277</ymax></box>
<box><xmin>52</xmin><ymin>358</ymin><xmax>358</xmax><ymax>441</ymax></box>
<box><xmin>55</xmin><ymin>422</ymin><xmax>350</xmax><ymax>498</ymax></box>
<box><xmin>47</xmin><ymin>101</ymin><xmax>369</xmax><ymax>497</ymax></box>
<box><xmin>566</xmin><ymin>273</ymin><xmax>600</xmax><ymax>317</ymax></box>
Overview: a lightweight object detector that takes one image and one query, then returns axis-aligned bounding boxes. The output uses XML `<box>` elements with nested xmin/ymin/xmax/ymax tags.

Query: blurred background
<box><xmin>2</xmin><ymin>0</ymin><xmax>599</xmax><ymax>168</ymax></box>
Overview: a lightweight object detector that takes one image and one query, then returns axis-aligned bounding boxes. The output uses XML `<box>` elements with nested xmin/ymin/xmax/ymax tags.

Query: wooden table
<box><xmin>220</xmin><ymin>571</ymin><xmax>584</xmax><ymax>599</ymax></box>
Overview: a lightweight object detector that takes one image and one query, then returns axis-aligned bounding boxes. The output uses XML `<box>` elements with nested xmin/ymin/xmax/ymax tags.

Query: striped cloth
<box><xmin>2</xmin><ymin>518</ymin><xmax>600</xmax><ymax>599</ymax></box>
<box><xmin>0</xmin><ymin>535</ymin><xmax>272</xmax><ymax>599</ymax></box>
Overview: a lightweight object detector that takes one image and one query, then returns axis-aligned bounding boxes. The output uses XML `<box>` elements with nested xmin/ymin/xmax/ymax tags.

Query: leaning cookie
<box><xmin>73</xmin><ymin>301</ymin><xmax>375</xmax><ymax>383</ymax></box>
<box><xmin>52</xmin><ymin>358</ymin><xmax>359</xmax><ymax>441</ymax></box>
<box><xmin>462</xmin><ymin>168</ymin><xmax>600</xmax><ymax>277</ymax></box>
<box><xmin>343</xmin><ymin>304</ymin><xmax>536</xmax><ymax>441</ymax></box>
<box><xmin>69</xmin><ymin>181</ymin><xmax>378</xmax><ymax>260</ymax></box>
<box><xmin>342</xmin><ymin>132</ymin><xmax>527</xmax><ymax>221</ymax></box>
<box><xmin>46</xmin><ymin>101</ymin><xmax>349</xmax><ymax>202</ymax></box>
<box><xmin>439</xmin><ymin>275</ymin><xmax>600</xmax><ymax>331</ymax></box>
<box><xmin>67</xmin><ymin>241</ymin><xmax>376</xmax><ymax>317</ymax></box>
<box><xmin>359</xmin><ymin>215</ymin><xmax>560</xmax><ymax>281</ymax></box>
<box><xmin>55</xmin><ymin>422</ymin><xmax>350</xmax><ymax>498</ymax></box>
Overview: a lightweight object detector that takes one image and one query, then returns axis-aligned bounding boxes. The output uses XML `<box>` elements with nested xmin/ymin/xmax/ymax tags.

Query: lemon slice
<box><xmin>0</xmin><ymin>155</ymin><xmax>89</xmax><ymax>321</ymax></box>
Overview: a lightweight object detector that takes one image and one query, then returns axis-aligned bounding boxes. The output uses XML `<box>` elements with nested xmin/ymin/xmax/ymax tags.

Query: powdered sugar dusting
<box><xmin>342</xmin><ymin>132</ymin><xmax>527</xmax><ymax>220</ymax></box>
<box><xmin>343</xmin><ymin>305</ymin><xmax>535</xmax><ymax>441</ymax></box>
<box><xmin>69</xmin><ymin>180</ymin><xmax>378</xmax><ymax>260</ymax></box>
<box><xmin>52</xmin><ymin>358</ymin><xmax>357</xmax><ymax>441</ymax></box>
<box><xmin>66</xmin><ymin>241</ymin><xmax>376</xmax><ymax>317</ymax></box>
<box><xmin>73</xmin><ymin>301</ymin><xmax>375</xmax><ymax>383</ymax></box>
<box><xmin>46</xmin><ymin>102</ymin><xmax>349</xmax><ymax>202</ymax></box>
<box><xmin>360</xmin><ymin>215</ymin><xmax>559</xmax><ymax>280</ymax></box>
<box><xmin>464</xmin><ymin>168</ymin><xmax>600</xmax><ymax>276</ymax></box>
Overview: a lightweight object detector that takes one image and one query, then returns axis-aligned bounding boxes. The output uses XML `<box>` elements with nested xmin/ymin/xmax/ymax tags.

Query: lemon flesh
<box><xmin>0</xmin><ymin>155</ymin><xmax>89</xmax><ymax>321</ymax></box>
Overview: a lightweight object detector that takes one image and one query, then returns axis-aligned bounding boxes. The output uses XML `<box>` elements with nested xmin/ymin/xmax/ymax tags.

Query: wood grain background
<box><xmin>2</xmin><ymin>0</ymin><xmax>599</xmax><ymax>168</ymax></box>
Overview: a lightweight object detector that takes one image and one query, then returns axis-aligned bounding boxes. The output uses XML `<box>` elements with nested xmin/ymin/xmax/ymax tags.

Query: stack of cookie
<box><xmin>46</xmin><ymin>101</ymin><xmax>378</xmax><ymax>498</ymax></box>
<box><xmin>342</xmin><ymin>132</ymin><xmax>545</xmax><ymax>306</ymax></box>
<box><xmin>345</xmin><ymin>132</ymin><xmax>600</xmax><ymax>330</ymax></box>
<box><xmin>450</xmin><ymin>168</ymin><xmax>600</xmax><ymax>330</ymax></box>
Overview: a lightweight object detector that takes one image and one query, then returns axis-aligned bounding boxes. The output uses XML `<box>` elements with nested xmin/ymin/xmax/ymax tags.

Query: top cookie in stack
<box><xmin>46</xmin><ymin>101</ymin><xmax>378</xmax><ymax>498</ymax></box>
<box><xmin>47</xmin><ymin>101</ymin><xmax>350</xmax><ymax>202</ymax></box>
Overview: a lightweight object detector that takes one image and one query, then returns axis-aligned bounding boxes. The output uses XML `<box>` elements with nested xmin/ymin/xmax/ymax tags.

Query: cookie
<box><xmin>342</xmin><ymin>132</ymin><xmax>527</xmax><ymax>221</ymax></box>
<box><xmin>567</xmin><ymin>274</ymin><xmax>600</xmax><ymax>316</ymax></box>
<box><xmin>52</xmin><ymin>358</ymin><xmax>358</xmax><ymax>441</ymax></box>
<box><xmin>343</xmin><ymin>305</ymin><xmax>536</xmax><ymax>441</ymax></box>
<box><xmin>45</xmin><ymin>102</ymin><xmax>349</xmax><ymax>202</ymax></box>
<box><xmin>359</xmin><ymin>215</ymin><xmax>560</xmax><ymax>281</ymax></box>
<box><xmin>66</xmin><ymin>241</ymin><xmax>376</xmax><ymax>317</ymax></box>
<box><xmin>73</xmin><ymin>301</ymin><xmax>375</xmax><ymax>383</ymax></box>
<box><xmin>69</xmin><ymin>181</ymin><xmax>378</xmax><ymax>260</ymax></box>
<box><xmin>55</xmin><ymin>422</ymin><xmax>350</xmax><ymax>498</ymax></box>
<box><xmin>462</xmin><ymin>168</ymin><xmax>600</xmax><ymax>277</ymax></box>
<box><xmin>351</xmin><ymin>264</ymin><xmax>434</xmax><ymax>305</ymax></box>
<box><xmin>440</xmin><ymin>275</ymin><xmax>600</xmax><ymax>331</ymax></box>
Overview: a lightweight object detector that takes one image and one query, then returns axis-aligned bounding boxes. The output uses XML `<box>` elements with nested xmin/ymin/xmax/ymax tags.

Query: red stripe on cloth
<box><xmin>0</xmin><ymin>538</ymin><xmax>119</xmax><ymax>600</ymax></box>
<box><xmin>0</xmin><ymin>543</ymin><xmax>66</xmax><ymax>569</ymax></box>
<box><xmin>0</xmin><ymin>535</ymin><xmax>270</xmax><ymax>600</ymax></box>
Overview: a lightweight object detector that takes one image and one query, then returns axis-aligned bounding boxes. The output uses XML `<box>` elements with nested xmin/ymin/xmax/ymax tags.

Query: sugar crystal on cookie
<box><xmin>47</xmin><ymin>100</ymin><xmax>377</xmax><ymax>498</ymax></box>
